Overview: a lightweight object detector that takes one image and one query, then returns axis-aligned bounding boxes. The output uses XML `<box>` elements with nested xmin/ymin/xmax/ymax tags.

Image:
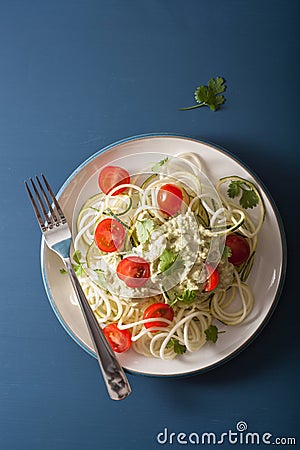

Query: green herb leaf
<box><xmin>223</xmin><ymin>245</ymin><xmax>232</xmax><ymax>259</ymax></box>
<box><xmin>72</xmin><ymin>250</ymin><xmax>84</xmax><ymax>277</ymax></box>
<box><xmin>205</xmin><ymin>325</ymin><xmax>225</xmax><ymax>343</ymax></box>
<box><xmin>73</xmin><ymin>250</ymin><xmax>82</xmax><ymax>265</ymax></box>
<box><xmin>95</xmin><ymin>269</ymin><xmax>107</xmax><ymax>289</ymax></box>
<box><xmin>151</xmin><ymin>157</ymin><xmax>169</xmax><ymax>173</ymax></box>
<box><xmin>181</xmin><ymin>289</ymin><xmax>196</xmax><ymax>305</ymax></box>
<box><xmin>166</xmin><ymin>338</ymin><xmax>187</xmax><ymax>355</ymax></box>
<box><xmin>135</xmin><ymin>219</ymin><xmax>154</xmax><ymax>244</ymax></box>
<box><xmin>205</xmin><ymin>325</ymin><xmax>219</xmax><ymax>343</ymax></box>
<box><xmin>227</xmin><ymin>180</ymin><xmax>259</xmax><ymax>209</ymax></box>
<box><xmin>240</xmin><ymin>189</ymin><xmax>259</xmax><ymax>209</ymax></box>
<box><xmin>74</xmin><ymin>264</ymin><xmax>83</xmax><ymax>277</ymax></box>
<box><xmin>169</xmin><ymin>289</ymin><xmax>196</xmax><ymax>307</ymax></box>
<box><xmin>60</xmin><ymin>265</ymin><xmax>82</xmax><ymax>276</ymax></box>
<box><xmin>180</xmin><ymin>77</ymin><xmax>226</xmax><ymax>112</ymax></box>
<box><xmin>159</xmin><ymin>249</ymin><xmax>177</xmax><ymax>272</ymax></box>
<box><xmin>227</xmin><ymin>180</ymin><xmax>241</xmax><ymax>199</ymax></box>
<box><xmin>159</xmin><ymin>249</ymin><xmax>183</xmax><ymax>273</ymax></box>
<box><xmin>60</xmin><ymin>251</ymin><xmax>85</xmax><ymax>277</ymax></box>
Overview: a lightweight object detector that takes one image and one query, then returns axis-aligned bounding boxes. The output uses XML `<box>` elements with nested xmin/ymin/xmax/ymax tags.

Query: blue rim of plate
<box><xmin>40</xmin><ymin>132</ymin><xmax>287</xmax><ymax>378</ymax></box>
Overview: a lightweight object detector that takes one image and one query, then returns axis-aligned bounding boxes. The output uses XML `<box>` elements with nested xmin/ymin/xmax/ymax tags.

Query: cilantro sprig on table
<box><xmin>180</xmin><ymin>77</ymin><xmax>227</xmax><ymax>112</ymax></box>
<box><xmin>227</xmin><ymin>180</ymin><xmax>259</xmax><ymax>209</ymax></box>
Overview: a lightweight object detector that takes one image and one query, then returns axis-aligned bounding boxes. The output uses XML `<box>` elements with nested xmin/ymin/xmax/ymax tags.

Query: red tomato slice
<box><xmin>98</xmin><ymin>165</ymin><xmax>130</xmax><ymax>195</ymax></box>
<box><xmin>225</xmin><ymin>234</ymin><xmax>250</xmax><ymax>266</ymax></box>
<box><xmin>157</xmin><ymin>184</ymin><xmax>183</xmax><ymax>216</ymax></box>
<box><xmin>204</xmin><ymin>264</ymin><xmax>219</xmax><ymax>292</ymax></box>
<box><xmin>103</xmin><ymin>323</ymin><xmax>132</xmax><ymax>353</ymax></box>
<box><xmin>143</xmin><ymin>303</ymin><xmax>174</xmax><ymax>329</ymax></box>
<box><xmin>116</xmin><ymin>256</ymin><xmax>150</xmax><ymax>288</ymax></box>
<box><xmin>94</xmin><ymin>218</ymin><xmax>125</xmax><ymax>252</ymax></box>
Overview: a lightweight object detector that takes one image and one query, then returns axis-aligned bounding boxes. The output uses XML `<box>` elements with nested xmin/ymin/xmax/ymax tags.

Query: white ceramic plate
<box><xmin>41</xmin><ymin>134</ymin><xmax>286</xmax><ymax>376</ymax></box>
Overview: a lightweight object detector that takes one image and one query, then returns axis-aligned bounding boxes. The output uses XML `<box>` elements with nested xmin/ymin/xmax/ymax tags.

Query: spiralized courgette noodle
<box><xmin>72</xmin><ymin>152</ymin><xmax>264</xmax><ymax>360</ymax></box>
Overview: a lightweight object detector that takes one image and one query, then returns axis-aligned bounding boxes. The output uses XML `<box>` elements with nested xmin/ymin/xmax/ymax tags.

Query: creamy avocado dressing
<box><xmin>83</xmin><ymin>210</ymin><xmax>234</xmax><ymax>303</ymax></box>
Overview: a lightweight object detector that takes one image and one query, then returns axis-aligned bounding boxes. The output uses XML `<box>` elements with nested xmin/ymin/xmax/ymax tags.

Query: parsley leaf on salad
<box><xmin>73</xmin><ymin>250</ymin><xmax>82</xmax><ymax>265</ymax></box>
<box><xmin>135</xmin><ymin>219</ymin><xmax>155</xmax><ymax>244</ymax></box>
<box><xmin>166</xmin><ymin>338</ymin><xmax>187</xmax><ymax>355</ymax></box>
<box><xmin>180</xmin><ymin>76</ymin><xmax>227</xmax><ymax>112</ymax></box>
<box><xmin>181</xmin><ymin>289</ymin><xmax>196</xmax><ymax>304</ymax></box>
<box><xmin>61</xmin><ymin>250</ymin><xmax>85</xmax><ymax>276</ymax></box>
<box><xmin>205</xmin><ymin>325</ymin><xmax>225</xmax><ymax>343</ymax></box>
<box><xmin>159</xmin><ymin>249</ymin><xmax>183</xmax><ymax>273</ymax></box>
<box><xmin>72</xmin><ymin>250</ymin><xmax>85</xmax><ymax>277</ymax></box>
<box><xmin>222</xmin><ymin>245</ymin><xmax>232</xmax><ymax>259</ymax></box>
<box><xmin>227</xmin><ymin>180</ymin><xmax>259</xmax><ymax>209</ymax></box>
<box><xmin>169</xmin><ymin>288</ymin><xmax>196</xmax><ymax>307</ymax></box>
<box><xmin>151</xmin><ymin>157</ymin><xmax>169</xmax><ymax>173</ymax></box>
<box><xmin>94</xmin><ymin>269</ymin><xmax>107</xmax><ymax>289</ymax></box>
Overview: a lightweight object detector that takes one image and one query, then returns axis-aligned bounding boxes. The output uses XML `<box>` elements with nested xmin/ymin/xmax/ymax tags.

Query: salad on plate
<box><xmin>69</xmin><ymin>152</ymin><xmax>265</xmax><ymax>360</ymax></box>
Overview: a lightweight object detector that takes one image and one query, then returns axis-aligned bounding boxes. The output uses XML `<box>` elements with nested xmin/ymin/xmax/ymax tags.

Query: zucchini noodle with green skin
<box><xmin>72</xmin><ymin>153</ymin><xmax>265</xmax><ymax>360</ymax></box>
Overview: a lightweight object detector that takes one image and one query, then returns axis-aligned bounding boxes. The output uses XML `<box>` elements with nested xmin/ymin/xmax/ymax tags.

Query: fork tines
<box><xmin>25</xmin><ymin>174</ymin><xmax>66</xmax><ymax>232</ymax></box>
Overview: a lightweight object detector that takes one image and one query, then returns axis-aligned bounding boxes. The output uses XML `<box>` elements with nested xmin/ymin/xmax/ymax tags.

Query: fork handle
<box><xmin>64</xmin><ymin>258</ymin><xmax>132</xmax><ymax>400</ymax></box>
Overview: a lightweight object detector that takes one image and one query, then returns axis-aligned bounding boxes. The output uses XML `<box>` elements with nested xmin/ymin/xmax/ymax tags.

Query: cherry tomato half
<box><xmin>98</xmin><ymin>165</ymin><xmax>130</xmax><ymax>196</ymax></box>
<box><xmin>116</xmin><ymin>256</ymin><xmax>150</xmax><ymax>288</ymax></box>
<box><xmin>204</xmin><ymin>264</ymin><xmax>219</xmax><ymax>292</ymax></box>
<box><xmin>143</xmin><ymin>303</ymin><xmax>174</xmax><ymax>329</ymax></box>
<box><xmin>94</xmin><ymin>218</ymin><xmax>125</xmax><ymax>252</ymax></box>
<box><xmin>157</xmin><ymin>184</ymin><xmax>183</xmax><ymax>216</ymax></box>
<box><xmin>103</xmin><ymin>323</ymin><xmax>132</xmax><ymax>353</ymax></box>
<box><xmin>225</xmin><ymin>234</ymin><xmax>250</xmax><ymax>266</ymax></box>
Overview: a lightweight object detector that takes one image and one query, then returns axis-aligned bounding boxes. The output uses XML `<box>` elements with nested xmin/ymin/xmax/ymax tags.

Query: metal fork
<box><xmin>25</xmin><ymin>174</ymin><xmax>131</xmax><ymax>401</ymax></box>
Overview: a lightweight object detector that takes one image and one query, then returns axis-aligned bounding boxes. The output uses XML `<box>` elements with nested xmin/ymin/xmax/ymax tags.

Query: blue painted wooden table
<box><xmin>0</xmin><ymin>1</ymin><xmax>299</xmax><ymax>449</ymax></box>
